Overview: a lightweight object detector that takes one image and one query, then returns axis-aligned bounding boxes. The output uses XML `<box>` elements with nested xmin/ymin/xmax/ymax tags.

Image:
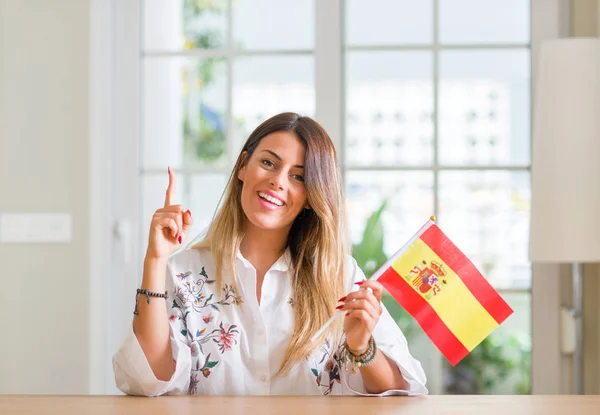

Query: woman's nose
<box><xmin>269</xmin><ymin>171</ymin><xmax>288</xmax><ymax>190</ymax></box>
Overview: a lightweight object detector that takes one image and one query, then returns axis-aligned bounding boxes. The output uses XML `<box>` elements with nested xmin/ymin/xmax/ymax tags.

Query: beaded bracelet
<box><xmin>133</xmin><ymin>288</ymin><xmax>168</xmax><ymax>316</ymax></box>
<box><xmin>344</xmin><ymin>336</ymin><xmax>377</xmax><ymax>374</ymax></box>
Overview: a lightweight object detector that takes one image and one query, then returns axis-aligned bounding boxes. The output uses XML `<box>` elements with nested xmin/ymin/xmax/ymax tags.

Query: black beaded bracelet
<box><xmin>133</xmin><ymin>288</ymin><xmax>168</xmax><ymax>315</ymax></box>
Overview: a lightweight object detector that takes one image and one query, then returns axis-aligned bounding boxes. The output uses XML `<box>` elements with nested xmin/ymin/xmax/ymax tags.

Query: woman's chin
<box><xmin>246</xmin><ymin>213</ymin><xmax>293</xmax><ymax>232</ymax></box>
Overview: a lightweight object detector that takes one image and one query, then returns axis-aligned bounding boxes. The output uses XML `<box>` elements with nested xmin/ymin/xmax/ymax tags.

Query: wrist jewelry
<box><xmin>344</xmin><ymin>336</ymin><xmax>377</xmax><ymax>374</ymax></box>
<box><xmin>133</xmin><ymin>288</ymin><xmax>168</xmax><ymax>315</ymax></box>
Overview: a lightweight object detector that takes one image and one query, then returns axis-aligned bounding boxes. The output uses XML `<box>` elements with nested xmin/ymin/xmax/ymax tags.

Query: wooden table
<box><xmin>1</xmin><ymin>395</ymin><xmax>599</xmax><ymax>414</ymax></box>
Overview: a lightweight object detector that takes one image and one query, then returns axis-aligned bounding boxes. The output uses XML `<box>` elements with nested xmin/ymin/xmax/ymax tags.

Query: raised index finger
<box><xmin>164</xmin><ymin>166</ymin><xmax>177</xmax><ymax>207</ymax></box>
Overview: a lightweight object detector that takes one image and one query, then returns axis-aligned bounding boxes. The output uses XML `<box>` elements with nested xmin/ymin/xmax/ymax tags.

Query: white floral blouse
<box><xmin>112</xmin><ymin>248</ymin><xmax>428</xmax><ymax>397</ymax></box>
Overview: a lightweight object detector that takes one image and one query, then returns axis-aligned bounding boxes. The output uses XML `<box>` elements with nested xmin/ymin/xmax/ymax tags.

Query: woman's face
<box><xmin>237</xmin><ymin>131</ymin><xmax>310</xmax><ymax>233</ymax></box>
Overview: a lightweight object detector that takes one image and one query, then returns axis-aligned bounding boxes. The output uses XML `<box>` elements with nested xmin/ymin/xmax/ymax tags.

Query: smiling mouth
<box><xmin>258</xmin><ymin>191</ymin><xmax>285</xmax><ymax>206</ymax></box>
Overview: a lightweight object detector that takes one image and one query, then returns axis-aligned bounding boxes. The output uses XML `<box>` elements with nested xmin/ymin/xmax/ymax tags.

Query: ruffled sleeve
<box><xmin>112</xmin><ymin>259</ymin><xmax>192</xmax><ymax>396</ymax></box>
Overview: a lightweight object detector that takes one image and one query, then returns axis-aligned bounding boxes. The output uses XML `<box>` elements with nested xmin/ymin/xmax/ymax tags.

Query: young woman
<box><xmin>113</xmin><ymin>112</ymin><xmax>427</xmax><ymax>396</ymax></box>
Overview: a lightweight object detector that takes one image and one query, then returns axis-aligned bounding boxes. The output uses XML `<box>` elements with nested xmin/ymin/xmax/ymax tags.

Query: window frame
<box><xmin>90</xmin><ymin>0</ymin><xmax>564</xmax><ymax>394</ymax></box>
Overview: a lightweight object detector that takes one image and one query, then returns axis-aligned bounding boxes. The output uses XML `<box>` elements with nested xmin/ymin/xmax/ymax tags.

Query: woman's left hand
<box><xmin>338</xmin><ymin>280</ymin><xmax>384</xmax><ymax>354</ymax></box>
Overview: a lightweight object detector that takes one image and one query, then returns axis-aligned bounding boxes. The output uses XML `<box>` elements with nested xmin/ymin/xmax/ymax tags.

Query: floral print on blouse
<box><xmin>112</xmin><ymin>248</ymin><xmax>428</xmax><ymax>396</ymax></box>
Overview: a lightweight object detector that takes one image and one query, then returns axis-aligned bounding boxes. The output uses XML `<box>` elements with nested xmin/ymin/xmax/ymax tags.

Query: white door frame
<box><xmin>89</xmin><ymin>0</ymin><xmax>113</xmax><ymax>395</ymax></box>
<box><xmin>89</xmin><ymin>0</ymin><xmax>142</xmax><ymax>395</ymax></box>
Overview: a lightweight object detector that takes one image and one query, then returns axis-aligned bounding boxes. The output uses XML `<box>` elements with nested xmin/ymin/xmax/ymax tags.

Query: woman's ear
<box><xmin>237</xmin><ymin>151</ymin><xmax>248</xmax><ymax>181</ymax></box>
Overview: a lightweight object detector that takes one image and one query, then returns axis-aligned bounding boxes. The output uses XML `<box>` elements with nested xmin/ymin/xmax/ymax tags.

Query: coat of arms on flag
<box><xmin>372</xmin><ymin>216</ymin><xmax>514</xmax><ymax>366</ymax></box>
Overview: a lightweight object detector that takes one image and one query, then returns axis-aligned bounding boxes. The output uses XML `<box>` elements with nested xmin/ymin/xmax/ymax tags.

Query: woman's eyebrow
<box><xmin>261</xmin><ymin>149</ymin><xmax>304</xmax><ymax>169</ymax></box>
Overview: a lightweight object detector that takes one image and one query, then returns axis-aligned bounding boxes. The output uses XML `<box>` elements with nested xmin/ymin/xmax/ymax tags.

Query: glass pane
<box><xmin>186</xmin><ymin>173</ymin><xmax>230</xmax><ymax>243</ymax></box>
<box><xmin>143</xmin><ymin>57</ymin><xmax>227</xmax><ymax>169</ymax></box>
<box><xmin>143</xmin><ymin>0</ymin><xmax>227</xmax><ymax>51</ymax></box>
<box><xmin>346</xmin><ymin>51</ymin><xmax>434</xmax><ymax>167</ymax></box>
<box><xmin>438</xmin><ymin>50</ymin><xmax>530</xmax><ymax>166</ymax></box>
<box><xmin>443</xmin><ymin>291</ymin><xmax>531</xmax><ymax>394</ymax></box>
<box><xmin>346</xmin><ymin>171</ymin><xmax>434</xmax><ymax>258</ymax></box>
<box><xmin>439</xmin><ymin>0</ymin><xmax>530</xmax><ymax>44</ymax></box>
<box><xmin>232</xmin><ymin>55</ymin><xmax>315</xmax><ymax>152</ymax></box>
<box><xmin>438</xmin><ymin>171</ymin><xmax>531</xmax><ymax>289</ymax></box>
<box><xmin>347</xmin><ymin>170</ymin><xmax>439</xmax><ymax>391</ymax></box>
<box><xmin>346</xmin><ymin>0</ymin><xmax>433</xmax><ymax>46</ymax></box>
<box><xmin>233</xmin><ymin>0</ymin><xmax>314</xmax><ymax>50</ymax></box>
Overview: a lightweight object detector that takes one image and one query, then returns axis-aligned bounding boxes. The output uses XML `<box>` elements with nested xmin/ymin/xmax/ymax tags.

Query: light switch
<box><xmin>0</xmin><ymin>213</ymin><xmax>72</xmax><ymax>244</ymax></box>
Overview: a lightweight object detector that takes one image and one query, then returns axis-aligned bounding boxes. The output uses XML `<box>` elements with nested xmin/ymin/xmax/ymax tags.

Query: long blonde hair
<box><xmin>193</xmin><ymin>112</ymin><xmax>349</xmax><ymax>376</ymax></box>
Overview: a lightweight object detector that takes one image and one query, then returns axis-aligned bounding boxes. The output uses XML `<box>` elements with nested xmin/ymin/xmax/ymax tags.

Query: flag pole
<box><xmin>371</xmin><ymin>216</ymin><xmax>436</xmax><ymax>281</ymax></box>
<box><xmin>309</xmin><ymin>216</ymin><xmax>436</xmax><ymax>343</ymax></box>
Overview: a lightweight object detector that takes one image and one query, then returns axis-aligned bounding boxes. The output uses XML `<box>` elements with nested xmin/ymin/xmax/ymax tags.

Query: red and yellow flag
<box><xmin>375</xmin><ymin>217</ymin><xmax>513</xmax><ymax>366</ymax></box>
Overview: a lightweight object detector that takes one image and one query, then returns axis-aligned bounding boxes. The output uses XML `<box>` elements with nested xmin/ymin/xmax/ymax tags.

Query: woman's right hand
<box><xmin>146</xmin><ymin>167</ymin><xmax>193</xmax><ymax>260</ymax></box>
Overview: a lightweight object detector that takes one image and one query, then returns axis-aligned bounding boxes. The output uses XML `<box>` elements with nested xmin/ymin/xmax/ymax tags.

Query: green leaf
<box><xmin>311</xmin><ymin>368</ymin><xmax>319</xmax><ymax>377</ymax></box>
<box><xmin>172</xmin><ymin>300</ymin><xmax>180</xmax><ymax>309</ymax></box>
<box><xmin>181</xmin><ymin>329</ymin><xmax>188</xmax><ymax>336</ymax></box>
<box><xmin>206</xmin><ymin>361</ymin><xmax>218</xmax><ymax>369</ymax></box>
<box><xmin>352</xmin><ymin>200</ymin><xmax>388</xmax><ymax>278</ymax></box>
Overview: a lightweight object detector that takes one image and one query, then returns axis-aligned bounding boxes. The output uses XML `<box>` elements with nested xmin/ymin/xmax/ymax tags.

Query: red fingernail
<box><xmin>336</xmin><ymin>305</ymin><xmax>344</xmax><ymax>310</ymax></box>
<box><xmin>186</xmin><ymin>209</ymin><xmax>192</xmax><ymax>217</ymax></box>
<box><xmin>355</xmin><ymin>281</ymin><xmax>364</xmax><ymax>285</ymax></box>
<box><xmin>345</xmin><ymin>312</ymin><xmax>351</xmax><ymax>316</ymax></box>
<box><xmin>168</xmin><ymin>166</ymin><xmax>171</xmax><ymax>174</ymax></box>
<box><xmin>338</xmin><ymin>296</ymin><xmax>347</xmax><ymax>302</ymax></box>
<box><xmin>178</xmin><ymin>236</ymin><xmax>182</xmax><ymax>244</ymax></box>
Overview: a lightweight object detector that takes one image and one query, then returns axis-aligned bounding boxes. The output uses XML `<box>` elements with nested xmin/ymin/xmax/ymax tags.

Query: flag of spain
<box><xmin>376</xmin><ymin>218</ymin><xmax>514</xmax><ymax>366</ymax></box>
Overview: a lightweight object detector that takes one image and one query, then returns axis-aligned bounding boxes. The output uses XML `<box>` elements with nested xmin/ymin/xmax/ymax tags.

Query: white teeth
<box><xmin>258</xmin><ymin>192</ymin><xmax>284</xmax><ymax>206</ymax></box>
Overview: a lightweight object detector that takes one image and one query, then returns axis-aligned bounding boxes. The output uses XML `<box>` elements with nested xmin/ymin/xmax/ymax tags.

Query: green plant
<box><xmin>352</xmin><ymin>201</ymin><xmax>387</xmax><ymax>278</ymax></box>
<box><xmin>351</xmin><ymin>201</ymin><xmax>418</xmax><ymax>339</ymax></box>
<box><xmin>182</xmin><ymin>0</ymin><xmax>228</xmax><ymax>163</ymax></box>
<box><xmin>443</xmin><ymin>329</ymin><xmax>531</xmax><ymax>394</ymax></box>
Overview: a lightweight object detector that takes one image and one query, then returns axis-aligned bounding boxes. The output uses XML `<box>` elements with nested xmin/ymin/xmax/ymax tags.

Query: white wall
<box><xmin>531</xmin><ymin>0</ymin><xmax>600</xmax><ymax>395</ymax></box>
<box><xmin>0</xmin><ymin>0</ymin><xmax>90</xmax><ymax>393</ymax></box>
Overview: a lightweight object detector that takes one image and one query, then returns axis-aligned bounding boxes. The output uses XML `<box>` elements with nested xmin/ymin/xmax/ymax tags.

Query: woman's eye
<box><xmin>292</xmin><ymin>174</ymin><xmax>305</xmax><ymax>182</ymax></box>
<box><xmin>261</xmin><ymin>159</ymin><xmax>274</xmax><ymax>168</ymax></box>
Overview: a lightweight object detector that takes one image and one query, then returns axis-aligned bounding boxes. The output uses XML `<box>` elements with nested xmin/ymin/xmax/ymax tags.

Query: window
<box><xmin>140</xmin><ymin>0</ymin><xmax>315</xmax><ymax>246</ymax></box>
<box><xmin>345</xmin><ymin>0</ymin><xmax>532</xmax><ymax>394</ymax></box>
<box><xmin>138</xmin><ymin>0</ymin><xmax>532</xmax><ymax>395</ymax></box>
